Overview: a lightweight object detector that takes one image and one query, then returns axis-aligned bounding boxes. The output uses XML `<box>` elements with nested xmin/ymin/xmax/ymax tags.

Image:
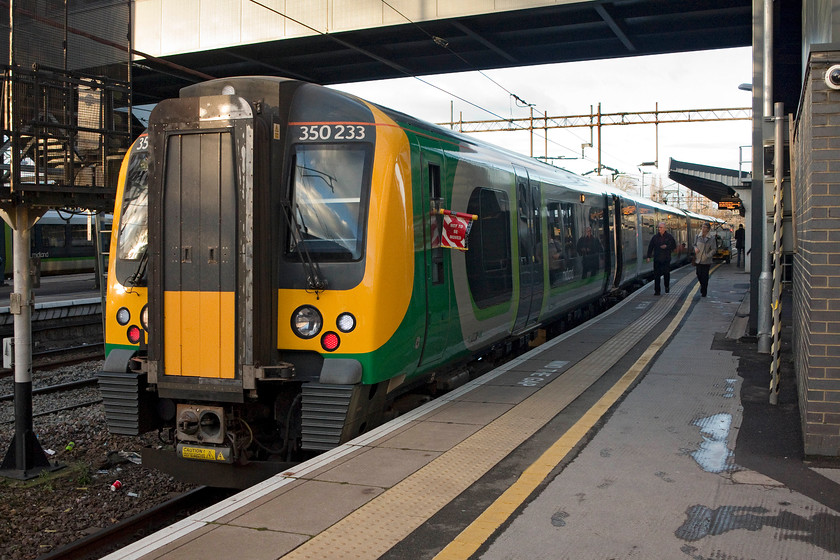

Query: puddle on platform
<box><xmin>676</xmin><ymin>504</ymin><xmax>767</xmax><ymax>541</ymax></box>
<box><xmin>676</xmin><ymin>504</ymin><xmax>840</xmax><ymax>555</ymax></box>
<box><xmin>723</xmin><ymin>378</ymin><xmax>737</xmax><ymax>398</ymax></box>
<box><xmin>691</xmin><ymin>413</ymin><xmax>737</xmax><ymax>473</ymax></box>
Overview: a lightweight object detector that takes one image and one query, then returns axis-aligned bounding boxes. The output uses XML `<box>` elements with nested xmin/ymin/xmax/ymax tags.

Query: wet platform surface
<box><xmin>107</xmin><ymin>264</ymin><xmax>840</xmax><ymax>560</ymax></box>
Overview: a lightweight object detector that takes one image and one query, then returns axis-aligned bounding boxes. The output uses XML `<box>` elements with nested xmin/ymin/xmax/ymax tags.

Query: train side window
<box><xmin>70</xmin><ymin>224</ymin><xmax>94</xmax><ymax>247</ymax></box>
<box><xmin>588</xmin><ymin>207</ymin><xmax>606</xmax><ymax>253</ymax></box>
<box><xmin>546</xmin><ymin>202</ymin><xmax>567</xmax><ymax>285</ymax></box>
<box><xmin>640</xmin><ymin>208</ymin><xmax>656</xmax><ymax>256</ymax></box>
<box><xmin>428</xmin><ymin>163</ymin><xmax>441</xmax><ymax>200</ymax></box>
<box><xmin>622</xmin><ymin>204</ymin><xmax>637</xmax><ymax>261</ymax></box>
<box><xmin>41</xmin><ymin>225</ymin><xmax>66</xmax><ymax>248</ymax></box>
<box><xmin>560</xmin><ymin>203</ymin><xmax>577</xmax><ymax>262</ymax></box>
<box><xmin>465</xmin><ymin>188</ymin><xmax>512</xmax><ymax>309</ymax></box>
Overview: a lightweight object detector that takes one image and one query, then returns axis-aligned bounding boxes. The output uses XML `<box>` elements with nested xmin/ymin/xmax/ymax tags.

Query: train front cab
<box><xmin>99</xmin><ymin>133</ymin><xmax>154</xmax><ymax>438</ymax></box>
<box><xmin>140</xmin><ymin>83</ymin><xmax>307</xmax><ymax>471</ymax></box>
<box><xmin>121</xmin><ymin>79</ymin><xmax>427</xmax><ymax>482</ymax></box>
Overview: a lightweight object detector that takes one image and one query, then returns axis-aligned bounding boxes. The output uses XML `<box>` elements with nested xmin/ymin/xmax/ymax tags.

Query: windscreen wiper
<box><xmin>280</xmin><ymin>199</ymin><xmax>327</xmax><ymax>296</ymax></box>
<box><xmin>123</xmin><ymin>250</ymin><xmax>148</xmax><ymax>287</ymax></box>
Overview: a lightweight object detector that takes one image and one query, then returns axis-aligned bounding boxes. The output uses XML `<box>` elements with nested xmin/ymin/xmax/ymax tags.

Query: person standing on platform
<box><xmin>646</xmin><ymin>222</ymin><xmax>677</xmax><ymax>295</ymax></box>
<box><xmin>735</xmin><ymin>224</ymin><xmax>745</xmax><ymax>268</ymax></box>
<box><xmin>694</xmin><ymin>222</ymin><xmax>716</xmax><ymax>297</ymax></box>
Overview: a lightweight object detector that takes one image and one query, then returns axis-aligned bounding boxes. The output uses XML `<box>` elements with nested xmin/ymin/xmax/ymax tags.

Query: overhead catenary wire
<box><xmin>376</xmin><ymin>0</ymin><xmax>675</xmax><ymax>174</ymax></box>
<box><xmin>244</xmin><ymin>0</ymin><xmax>593</xmax><ymax>166</ymax></box>
<box><xmin>377</xmin><ymin>0</ymin><xmax>596</xmax><ymax>162</ymax></box>
<box><xmin>211</xmin><ymin>1</ymin><xmax>743</xmax><ymax>180</ymax></box>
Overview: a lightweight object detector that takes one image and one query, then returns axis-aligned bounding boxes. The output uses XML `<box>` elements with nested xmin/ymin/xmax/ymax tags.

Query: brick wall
<box><xmin>793</xmin><ymin>49</ymin><xmax>840</xmax><ymax>457</ymax></box>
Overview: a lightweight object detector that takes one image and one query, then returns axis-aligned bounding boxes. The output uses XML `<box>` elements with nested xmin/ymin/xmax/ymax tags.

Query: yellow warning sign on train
<box><xmin>178</xmin><ymin>444</ymin><xmax>233</xmax><ymax>463</ymax></box>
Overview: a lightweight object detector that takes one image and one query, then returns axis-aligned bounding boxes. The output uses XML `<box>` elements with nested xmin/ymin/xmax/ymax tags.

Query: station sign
<box><xmin>718</xmin><ymin>196</ymin><xmax>742</xmax><ymax>211</ymax></box>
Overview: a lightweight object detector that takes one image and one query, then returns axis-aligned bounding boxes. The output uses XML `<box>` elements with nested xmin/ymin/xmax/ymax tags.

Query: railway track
<box><xmin>0</xmin><ymin>377</ymin><xmax>99</xmax><ymax>402</ymax></box>
<box><xmin>0</xmin><ymin>343</ymin><xmax>104</xmax><ymax>379</ymax></box>
<box><xmin>36</xmin><ymin>486</ymin><xmax>236</xmax><ymax>560</ymax></box>
<box><xmin>0</xmin><ymin>347</ymin><xmax>104</xmax><ymax>423</ymax></box>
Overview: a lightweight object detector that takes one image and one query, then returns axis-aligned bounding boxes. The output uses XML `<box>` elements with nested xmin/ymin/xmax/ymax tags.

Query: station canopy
<box><xmin>668</xmin><ymin>158</ymin><xmax>749</xmax><ymax>215</ymax></box>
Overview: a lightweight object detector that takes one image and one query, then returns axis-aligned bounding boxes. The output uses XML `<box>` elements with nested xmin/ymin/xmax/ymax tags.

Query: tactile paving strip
<box><xmin>280</xmin><ymin>278</ymin><xmax>693</xmax><ymax>559</ymax></box>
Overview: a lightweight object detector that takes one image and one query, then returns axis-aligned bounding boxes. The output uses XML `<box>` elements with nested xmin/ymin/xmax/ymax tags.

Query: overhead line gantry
<box><xmin>438</xmin><ymin>104</ymin><xmax>752</xmax><ymax>175</ymax></box>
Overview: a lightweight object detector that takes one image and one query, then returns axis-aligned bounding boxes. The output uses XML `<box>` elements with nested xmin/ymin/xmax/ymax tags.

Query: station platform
<box><xmin>106</xmin><ymin>264</ymin><xmax>840</xmax><ymax>560</ymax></box>
<box><xmin>0</xmin><ymin>272</ymin><xmax>100</xmax><ymax>305</ymax></box>
<box><xmin>0</xmin><ymin>274</ymin><xmax>101</xmax><ymax>336</ymax></box>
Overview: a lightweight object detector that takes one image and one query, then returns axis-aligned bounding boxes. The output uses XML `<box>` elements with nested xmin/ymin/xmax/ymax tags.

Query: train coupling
<box><xmin>176</xmin><ymin>404</ymin><xmax>226</xmax><ymax>444</ymax></box>
<box><xmin>175</xmin><ymin>404</ymin><xmax>234</xmax><ymax>463</ymax></box>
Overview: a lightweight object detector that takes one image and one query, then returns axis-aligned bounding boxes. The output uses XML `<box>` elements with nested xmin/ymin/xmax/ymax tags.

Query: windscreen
<box><xmin>115</xmin><ymin>142</ymin><xmax>149</xmax><ymax>284</ymax></box>
<box><xmin>288</xmin><ymin>144</ymin><xmax>370</xmax><ymax>261</ymax></box>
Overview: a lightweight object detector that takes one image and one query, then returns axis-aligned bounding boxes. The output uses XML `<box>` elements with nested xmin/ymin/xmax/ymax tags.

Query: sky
<box><xmin>331</xmin><ymin>46</ymin><xmax>753</xmax><ymax>202</ymax></box>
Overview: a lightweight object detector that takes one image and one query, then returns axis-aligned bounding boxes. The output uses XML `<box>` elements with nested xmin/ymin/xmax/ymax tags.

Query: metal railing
<box><xmin>1</xmin><ymin>65</ymin><xmax>131</xmax><ymax>207</ymax></box>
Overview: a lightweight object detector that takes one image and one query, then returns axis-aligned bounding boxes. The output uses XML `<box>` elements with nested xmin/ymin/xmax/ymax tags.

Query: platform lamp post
<box><xmin>638</xmin><ymin>161</ymin><xmax>657</xmax><ymax>200</ymax></box>
<box><xmin>0</xmin><ymin>0</ymin><xmax>60</xmax><ymax>480</ymax></box>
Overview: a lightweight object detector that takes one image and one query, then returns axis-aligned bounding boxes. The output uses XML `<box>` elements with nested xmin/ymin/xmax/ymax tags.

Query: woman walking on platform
<box><xmin>694</xmin><ymin>222</ymin><xmax>715</xmax><ymax>297</ymax></box>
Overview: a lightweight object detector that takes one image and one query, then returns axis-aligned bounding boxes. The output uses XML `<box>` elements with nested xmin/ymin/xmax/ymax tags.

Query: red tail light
<box><xmin>321</xmin><ymin>332</ymin><xmax>340</xmax><ymax>352</ymax></box>
<box><xmin>127</xmin><ymin>325</ymin><xmax>142</xmax><ymax>344</ymax></box>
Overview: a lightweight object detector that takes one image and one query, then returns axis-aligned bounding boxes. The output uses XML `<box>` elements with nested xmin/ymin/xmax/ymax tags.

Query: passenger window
<box><xmin>560</xmin><ymin>203</ymin><xmax>577</xmax><ymax>262</ymax></box>
<box><xmin>41</xmin><ymin>225</ymin><xmax>66</xmax><ymax>248</ymax></box>
<box><xmin>622</xmin><ymin>204</ymin><xmax>637</xmax><ymax>261</ymax></box>
<box><xmin>587</xmin><ymin>207</ymin><xmax>606</xmax><ymax>256</ymax></box>
<box><xmin>70</xmin><ymin>224</ymin><xmax>94</xmax><ymax>247</ymax></box>
<box><xmin>547</xmin><ymin>201</ymin><xmax>572</xmax><ymax>285</ymax></box>
<box><xmin>465</xmin><ymin>188</ymin><xmax>512</xmax><ymax>309</ymax></box>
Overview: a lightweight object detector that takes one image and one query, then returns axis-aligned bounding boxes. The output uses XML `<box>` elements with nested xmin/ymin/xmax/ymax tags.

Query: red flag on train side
<box><xmin>439</xmin><ymin>209</ymin><xmax>477</xmax><ymax>251</ymax></box>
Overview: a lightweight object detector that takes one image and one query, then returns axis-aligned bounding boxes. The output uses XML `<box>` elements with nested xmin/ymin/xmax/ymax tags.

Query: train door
<box><xmin>608</xmin><ymin>195</ymin><xmax>621</xmax><ymax>288</ymax></box>
<box><xmin>418</xmin><ymin>149</ymin><xmax>450</xmax><ymax>367</ymax></box>
<box><xmin>161</xmin><ymin>131</ymin><xmax>238</xmax><ymax>380</ymax></box>
<box><xmin>512</xmin><ymin>165</ymin><xmax>542</xmax><ymax>333</ymax></box>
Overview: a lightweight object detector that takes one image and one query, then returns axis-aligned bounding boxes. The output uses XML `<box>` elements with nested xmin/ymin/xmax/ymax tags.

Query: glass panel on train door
<box><xmin>513</xmin><ymin>165</ymin><xmax>539</xmax><ymax>333</ymax></box>
<box><xmin>419</xmin><ymin>157</ymin><xmax>450</xmax><ymax>367</ymax></box>
<box><xmin>162</xmin><ymin>132</ymin><xmax>237</xmax><ymax>379</ymax></box>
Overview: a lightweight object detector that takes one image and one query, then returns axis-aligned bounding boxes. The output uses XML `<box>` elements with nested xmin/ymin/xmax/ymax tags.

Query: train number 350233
<box><xmin>298</xmin><ymin>124</ymin><xmax>367</xmax><ymax>141</ymax></box>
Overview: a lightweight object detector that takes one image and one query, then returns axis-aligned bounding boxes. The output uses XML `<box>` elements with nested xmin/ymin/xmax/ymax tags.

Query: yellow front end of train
<box><xmin>276</xmin><ymin>103</ymin><xmax>415</xmax><ymax>362</ymax></box>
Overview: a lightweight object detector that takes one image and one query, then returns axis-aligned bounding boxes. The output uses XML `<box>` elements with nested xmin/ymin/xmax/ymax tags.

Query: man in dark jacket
<box><xmin>735</xmin><ymin>224</ymin><xmax>745</xmax><ymax>267</ymax></box>
<box><xmin>646</xmin><ymin>222</ymin><xmax>677</xmax><ymax>295</ymax></box>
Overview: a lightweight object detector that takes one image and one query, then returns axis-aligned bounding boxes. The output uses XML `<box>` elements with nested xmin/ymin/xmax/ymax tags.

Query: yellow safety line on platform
<box><xmin>279</xmin><ymin>277</ymin><xmax>697</xmax><ymax>560</ymax></box>
<box><xmin>434</xmin><ymin>282</ymin><xmax>700</xmax><ymax>560</ymax></box>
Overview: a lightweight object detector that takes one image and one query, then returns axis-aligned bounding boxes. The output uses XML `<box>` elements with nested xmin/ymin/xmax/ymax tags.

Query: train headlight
<box><xmin>116</xmin><ymin>307</ymin><xmax>130</xmax><ymax>326</ymax></box>
<box><xmin>321</xmin><ymin>332</ymin><xmax>340</xmax><ymax>352</ymax></box>
<box><xmin>140</xmin><ymin>305</ymin><xmax>149</xmax><ymax>331</ymax></box>
<box><xmin>336</xmin><ymin>312</ymin><xmax>356</xmax><ymax>333</ymax></box>
<box><xmin>292</xmin><ymin>305</ymin><xmax>322</xmax><ymax>339</ymax></box>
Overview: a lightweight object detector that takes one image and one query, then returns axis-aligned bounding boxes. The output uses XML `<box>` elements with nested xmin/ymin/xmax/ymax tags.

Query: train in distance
<box><xmin>0</xmin><ymin>210</ymin><xmax>111</xmax><ymax>280</ymax></box>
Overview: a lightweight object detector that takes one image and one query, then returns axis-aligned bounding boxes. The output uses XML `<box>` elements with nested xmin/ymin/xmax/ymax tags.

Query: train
<box><xmin>98</xmin><ymin>76</ymin><xmax>725</xmax><ymax>486</ymax></box>
<box><xmin>0</xmin><ymin>210</ymin><xmax>110</xmax><ymax>279</ymax></box>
